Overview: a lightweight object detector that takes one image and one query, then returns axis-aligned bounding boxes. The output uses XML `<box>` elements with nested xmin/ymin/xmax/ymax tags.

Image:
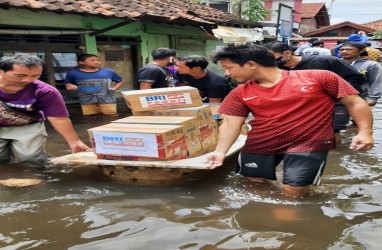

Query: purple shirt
<box><xmin>0</xmin><ymin>80</ymin><xmax>68</xmax><ymax>125</ymax></box>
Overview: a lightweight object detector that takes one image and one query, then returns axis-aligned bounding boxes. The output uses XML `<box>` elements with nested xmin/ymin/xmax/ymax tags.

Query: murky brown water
<box><xmin>1</xmin><ymin>102</ymin><xmax>381</xmax><ymax>250</ymax></box>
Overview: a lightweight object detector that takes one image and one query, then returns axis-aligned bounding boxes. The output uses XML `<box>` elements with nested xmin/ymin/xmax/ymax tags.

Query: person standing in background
<box><xmin>65</xmin><ymin>54</ymin><xmax>124</xmax><ymax>116</ymax></box>
<box><xmin>294</xmin><ymin>38</ymin><xmax>320</xmax><ymax>56</ymax></box>
<box><xmin>302</xmin><ymin>39</ymin><xmax>332</xmax><ymax>56</ymax></box>
<box><xmin>364</xmin><ymin>42</ymin><xmax>382</xmax><ymax>62</ymax></box>
<box><xmin>339</xmin><ymin>42</ymin><xmax>382</xmax><ymax>107</ymax></box>
<box><xmin>175</xmin><ymin>55</ymin><xmax>232</xmax><ymax>103</ymax></box>
<box><xmin>134</xmin><ymin>48</ymin><xmax>177</xmax><ymax>89</ymax></box>
<box><xmin>0</xmin><ymin>55</ymin><xmax>90</xmax><ymax>166</ymax></box>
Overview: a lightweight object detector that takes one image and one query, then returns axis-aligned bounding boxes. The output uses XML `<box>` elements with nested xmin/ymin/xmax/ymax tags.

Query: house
<box><xmin>362</xmin><ymin>19</ymin><xmax>382</xmax><ymax>31</ymax></box>
<box><xmin>262</xmin><ymin>0</ymin><xmax>302</xmax><ymax>30</ymax></box>
<box><xmin>0</xmin><ymin>0</ymin><xmax>257</xmax><ymax>93</ymax></box>
<box><xmin>299</xmin><ymin>21</ymin><xmax>376</xmax><ymax>48</ymax></box>
<box><xmin>256</xmin><ymin>0</ymin><xmax>303</xmax><ymax>40</ymax></box>
<box><xmin>300</xmin><ymin>2</ymin><xmax>330</xmax><ymax>35</ymax></box>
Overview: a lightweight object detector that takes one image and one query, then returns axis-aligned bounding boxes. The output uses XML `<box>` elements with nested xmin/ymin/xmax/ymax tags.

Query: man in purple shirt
<box><xmin>0</xmin><ymin>55</ymin><xmax>89</xmax><ymax>166</ymax></box>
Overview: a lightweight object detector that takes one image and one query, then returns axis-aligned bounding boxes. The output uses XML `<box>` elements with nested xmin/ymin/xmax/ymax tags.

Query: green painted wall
<box><xmin>0</xmin><ymin>8</ymin><xmax>83</xmax><ymax>28</ymax></box>
<box><xmin>205</xmin><ymin>39</ymin><xmax>226</xmax><ymax>75</ymax></box>
<box><xmin>1</xmin><ymin>7</ymin><xmax>225</xmax><ymax>74</ymax></box>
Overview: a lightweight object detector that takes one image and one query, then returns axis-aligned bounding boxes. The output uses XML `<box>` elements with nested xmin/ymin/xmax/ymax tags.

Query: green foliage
<box><xmin>372</xmin><ymin>30</ymin><xmax>382</xmax><ymax>39</ymax></box>
<box><xmin>233</xmin><ymin>0</ymin><xmax>267</xmax><ymax>22</ymax></box>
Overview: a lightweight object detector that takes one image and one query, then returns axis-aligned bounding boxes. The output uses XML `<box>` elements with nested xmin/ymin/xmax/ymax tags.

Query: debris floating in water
<box><xmin>0</xmin><ymin>178</ymin><xmax>42</xmax><ymax>187</ymax></box>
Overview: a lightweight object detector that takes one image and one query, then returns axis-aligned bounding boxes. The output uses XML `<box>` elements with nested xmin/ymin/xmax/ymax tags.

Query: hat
<box><xmin>346</xmin><ymin>34</ymin><xmax>367</xmax><ymax>44</ymax></box>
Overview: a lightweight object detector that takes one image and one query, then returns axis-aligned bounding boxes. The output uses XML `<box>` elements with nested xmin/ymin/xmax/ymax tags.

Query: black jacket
<box><xmin>280</xmin><ymin>55</ymin><xmax>364</xmax><ymax>92</ymax></box>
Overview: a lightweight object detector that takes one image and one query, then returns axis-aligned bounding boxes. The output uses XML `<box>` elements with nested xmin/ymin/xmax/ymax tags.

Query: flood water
<box><xmin>1</xmin><ymin>102</ymin><xmax>381</xmax><ymax>250</ymax></box>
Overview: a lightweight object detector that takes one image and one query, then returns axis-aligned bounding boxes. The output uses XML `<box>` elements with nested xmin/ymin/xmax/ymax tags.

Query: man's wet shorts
<box><xmin>237</xmin><ymin>151</ymin><xmax>329</xmax><ymax>186</ymax></box>
<box><xmin>333</xmin><ymin>102</ymin><xmax>350</xmax><ymax>132</ymax></box>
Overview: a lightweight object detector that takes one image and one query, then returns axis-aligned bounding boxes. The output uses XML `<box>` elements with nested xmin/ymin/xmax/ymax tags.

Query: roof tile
<box><xmin>0</xmin><ymin>0</ymin><xmax>254</xmax><ymax>27</ymax></box>
<box><xmin>302</xmin><ymin>3</ymin><xmax>326</xmax><ymax>18</ymax></box>
<box><xmin>363</xmin><ymin>20</ymin><xmax>382</xmax><ymax>31</ymax></box>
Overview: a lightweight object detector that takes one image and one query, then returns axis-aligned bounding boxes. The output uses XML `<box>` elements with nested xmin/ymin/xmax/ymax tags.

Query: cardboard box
<box><xmin>111</xmin><ymin>116</ymin><xmax>200</xmax><ymax>139</ymax></box>
<box><xmin>206</xmin><ymin>103</ymin><xmax>223</xmax><ymax>120</ymax></box>
<box><xmin>89</xmin><ymin>124</ymin><xmax>186</xmax><ymax>159</ymax></box>
<box><xmin>199</xmin><ymin>121</ymin><xmax>218</xmax><ymax>151</ymax></box>
<box><xmin>132</xmin><ymin>105</ymin><xmax>214</xmax><ymax>127</ymax></box>
<box><xmin>88</xmin><ymin>123</ymin><xmax>202</xmax><ymax>160</ymax></box>
<box><xmin>122</xmin><ymin>86</ymin><xmax>203</xmax><ymax>112</ymax></box>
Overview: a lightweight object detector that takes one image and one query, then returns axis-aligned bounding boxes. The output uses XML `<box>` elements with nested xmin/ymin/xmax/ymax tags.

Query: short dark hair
<box><xmin>264</xmin><ymin>42</ymin><xmax>291</xmax><ymax>54</ymax></box>
<box><xmin>212</xmin><ymin>44</ymin><xmax>277</xmax><ymax>67</ymax></box>
<box><xmin>290</xmin><ymin>40</ymin><xmax>299</xmax><ymax>45</ymax></box>
<box><xmin>77</xmin><ymin>54</ymin><xmax>98</xmax><ymax>63</ymax></box>
<box><xmin>0</xmin><ymin>54</ymin><xmax>44</xmax><ymax>72</ymax></box>
<box><xmin>178</xmin><ymin>55</ymin><xmax>209</xmax><ymax>70</ymax></box>
<box><xmin>337</xmin><ymin>39</ymin><xmax>347</xmax><ymax>45</ymax></box>
<box><xmin>311</xmin><ymin>40</ymin><xmax>324</xmax><ymax>46</ymax></box>
<box><xmin>342</xmin><ymin>42</ymin><xmax>366</xmax><ymax>50</ymax></box>
<box><xmin>151</xmin><ymin>48</ymin><xmax>177</xmax><ymax>60</ymax></box>
<box><xmin>308</xmin><ymin>38</ymin><xmax>319</xmax><ymax>44</ymax></box>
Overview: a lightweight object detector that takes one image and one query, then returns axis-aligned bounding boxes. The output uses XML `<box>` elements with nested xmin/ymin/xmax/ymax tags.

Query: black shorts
<box><xmin>236</xmin><ymin>151</ymin><xmax>329</xmax><ymax>186</ymax></box>
<box><xmin>333</xmin><ymin>102</ymin><xmax>350</xmax><ymax>132</ymax></box>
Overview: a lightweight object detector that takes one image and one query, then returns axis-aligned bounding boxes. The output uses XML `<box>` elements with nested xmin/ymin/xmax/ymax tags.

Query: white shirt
<box><xmin>302</xmin><ymin>47</ymin><xmax>332</xmax><ymax>56</ymax></box>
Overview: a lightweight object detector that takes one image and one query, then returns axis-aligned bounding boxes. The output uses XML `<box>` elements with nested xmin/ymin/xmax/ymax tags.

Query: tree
<box><xmin>233</xmin><ymin>0</ymin><xmax>268</xmax><ymax>22</ymax></box>
<box><xmin>372</xmin><ymin>30</ymin><xmax>382</xmax><ymax>39</ymax></box>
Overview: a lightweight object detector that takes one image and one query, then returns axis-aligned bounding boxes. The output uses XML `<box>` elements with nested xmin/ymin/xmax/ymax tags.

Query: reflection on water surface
<box><xmin>1</xmin><ymin>103</ymin><xmax>381</xmax><ymax>249</ymax></box>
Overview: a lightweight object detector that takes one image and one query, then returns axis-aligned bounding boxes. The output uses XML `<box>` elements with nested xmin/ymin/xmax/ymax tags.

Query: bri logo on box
<box><xmin>145</xmin><ymin>95</ymin><xmax>167</xmax><ymax>101</ymax></box>
<box><xmin>101</xmin><ymin>136</ymin><xmax>145</xmax><ymax>147</ymax></box>
<box><xmin>102</xmin><ymin>136</ymin><xmax>123</xmax><ymax>142</ymax></box>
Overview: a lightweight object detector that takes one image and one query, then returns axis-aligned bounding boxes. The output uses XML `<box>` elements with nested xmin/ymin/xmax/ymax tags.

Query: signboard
<box><xmin>276</xmin><ymin>3</ymin><xmax>294</xmax><ymax>43</ymax></box>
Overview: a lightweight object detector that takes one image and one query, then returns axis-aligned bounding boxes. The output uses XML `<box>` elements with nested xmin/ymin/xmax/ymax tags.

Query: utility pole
<box><xmin>328</xmin><ymin>0</ymin><xmax>335</xmax><ymax>20</ymax></box>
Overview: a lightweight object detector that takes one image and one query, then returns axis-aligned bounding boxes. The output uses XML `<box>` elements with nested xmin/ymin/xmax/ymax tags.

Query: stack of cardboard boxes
<box><xmin>88</xmin><ymin>86</ymin><xmax>219</xmax><ymax>161</ymax></box>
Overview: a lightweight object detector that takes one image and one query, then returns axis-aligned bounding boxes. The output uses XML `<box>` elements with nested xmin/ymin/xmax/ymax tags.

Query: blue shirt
<box><xmin>65</xmin><ymin>68</ymin><xmax>123</xmax><ymax>104</ymax></box>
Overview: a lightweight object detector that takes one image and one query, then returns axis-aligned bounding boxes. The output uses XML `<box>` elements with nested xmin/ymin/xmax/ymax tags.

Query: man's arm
<box><xmin>340</xmin><ymin>95</ymin><xmax>374</xmax><ymax>150</ymax></box>
<box><xmin>139</xmin><ymin>82</ymin><xmax>154</xmax><ymax>89</ymax></box>
<box><xmin>110</xmin><ymin>80</ymin><xmax>125</xmax><ymax>91</ymax></box>
<box><xmin>365</xmin><ymin>63</ymin><xmax>382</xmax><ymax>106</ymax></box>
<box><xmin>47</xmin><ymin>116</ymin><xmax>90</xmax><ymax>153</ymax></box>
<box><xmin>65</xmin><ymin>83</ymin><xmax>78</xmax><ymax>91</ymax></box>
<box><xmin>207</xmin><ymin>115</ymin><xmax>246</xmax><ymax>168</ymax></box>
<box><xmin>64</xmin><ymin>71</ymin><xmax>78</xmax><ymax>91</ymax></box>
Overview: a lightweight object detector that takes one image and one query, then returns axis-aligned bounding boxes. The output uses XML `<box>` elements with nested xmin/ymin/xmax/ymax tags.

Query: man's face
<box><xmin>80</xmin><ymin>56</ymin><xmax>101</xmax><ymax>68</ymax></box>
<box><xmin>175</xmin><ymin>61</ymin><xmax>193</xmax><ymax>74</ymax></box>
<box><xmin>219</xmin><ymin>58</ymin><xmax>254</xmax><ymax>83</ymax></box>
<box><xmin>270</xmin><ymin>50</ymin><xmax>291</xmax><ymax>67</ymax></box>
<box><xmin>0</xmin><ymin>64</ymin><xmax>42</xmax><ymax>85</ymax></box>
<box><xmin>339</xmin><ymin>45</ymin><xmax>362</xmax><ymax>60</ymax></box>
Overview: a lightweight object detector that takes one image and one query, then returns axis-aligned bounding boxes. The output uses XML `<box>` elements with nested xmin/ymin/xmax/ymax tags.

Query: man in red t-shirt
<box><xmin>207</xmin><ymin>45</ymin><xmax>374</xmax><ymax>197</ymax></box>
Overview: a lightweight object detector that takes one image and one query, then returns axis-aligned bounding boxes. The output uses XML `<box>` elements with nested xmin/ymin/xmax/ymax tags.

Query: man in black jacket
<box><xmin>266</xmin><ymin>42</ymin><xmax>365</xmax><ymax>139</ymax></box>
<box><xmin>134</xmin><ymin>48</ymin><xmax>177</xmax><ymax>89</ymax></box>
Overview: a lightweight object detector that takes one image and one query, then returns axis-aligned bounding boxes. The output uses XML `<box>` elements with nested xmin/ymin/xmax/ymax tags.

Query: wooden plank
<box><xmin>50</xmin><ymin>134</ymin><xmax>246</xmax><ymax>170</ymax></box>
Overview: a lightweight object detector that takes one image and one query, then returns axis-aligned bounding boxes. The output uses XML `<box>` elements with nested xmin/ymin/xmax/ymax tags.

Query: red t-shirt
<box><xmin>219</xmin><ymin>70</ymin><xmax>359</xmax><ymax>154</ymax></box>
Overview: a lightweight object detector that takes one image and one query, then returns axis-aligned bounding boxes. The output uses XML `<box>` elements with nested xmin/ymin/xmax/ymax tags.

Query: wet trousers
<box><xmin>0</xmin><ymin>122</ymin><xmax>48</xmax><ymax>165</ymax></box>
